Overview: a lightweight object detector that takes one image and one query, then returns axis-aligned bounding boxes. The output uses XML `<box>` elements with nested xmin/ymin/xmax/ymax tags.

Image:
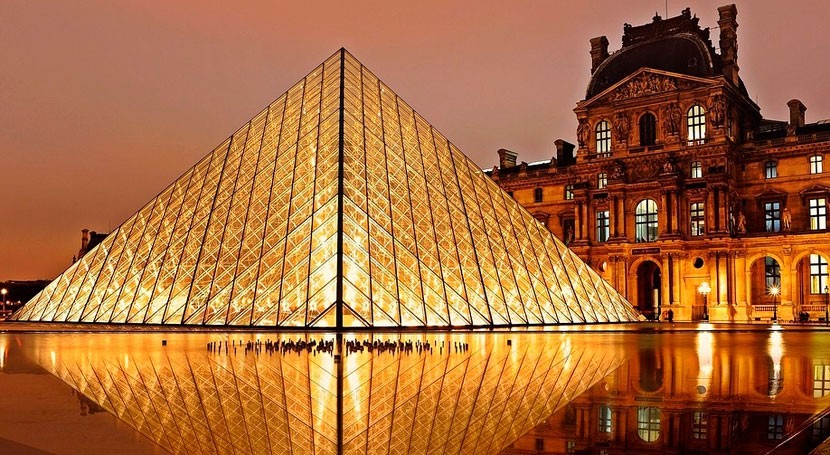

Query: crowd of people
<box><xmin>205</xmin><ymin>338</ymin><xmax>471</xmax><ymax>356</ymax></box>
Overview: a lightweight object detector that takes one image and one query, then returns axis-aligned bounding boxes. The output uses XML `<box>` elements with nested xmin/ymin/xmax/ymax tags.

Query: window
<box><xmin>691</xmin><ymin>161</ymin><xmax>703</xmax><ymax>179</ymax></box>
<box><xmin>598</xmin><ymin>405</ymin><xmax>612</xmax><ymax>433</ymax></box>
<box><xmin>810</xmin><ymin>254</ymin><xmax>829</xmax><ymax>294</ymax></box>
<box><xmin>637</xmin><ymin>407</ymin><xmax>661</xmax><ymax>442</ymax></box>
<box><xmin>566</xmin><ymin>441</ymin><xmax>576</xmax><ymax>454</ymax></box>
<box><xmin>639</xmin><ymin>113</ymin><xmax>657</xmax><ymax>146</ymax></box>
<box><xmin>596</xmin><ymin>210</ymin><xmax>610</xmax><ymax>243</ymax></box>
<box><xmin>596</xmin><ymin>120</ymin><xmax>612</xmax><ymax>156</ymax></box>
<box><xmin>535</xmin><ymin>438</ymin><xmax>544</xmax><ymax>451</ymax></box>
<box><xmin>534</xmin><ymin>187</ymin><xmax>543</xmax><ymax>203</ymax></box>
<box><xmin>635</xmin><ymin>199</ymin><xmax>659</xmax><ymax>242</ymax></box>
<box><xmin>809</xmin><ymin>198</ymin><xmax>827</xmax><ymax>230</ymax></box>
<box><xmin>692</xmin><ymin>411</ymin><xmax>708</xmax><ymax>440</ymax></box>
<box><xmin>765</xmin><ymin>201</ymin><xmax>781</xmax><ymax>233</ymax></box>
<box><xmin>768</xmin><ymin>415</ymin><xmax>784</xmax><ymax>440</ymax></box>
<box><xmin>765</xmin><ymin>257</ymin><xmax>781</xmax><ymax>289</ymax></box>
<box><xmin>811</xmin><ymin>155</ymin><xmax>824</xmax><ymax>174</ymax></box>
<box><xmin>690</xmin><ymin>202</ymin><xmax>705</xmax><ymax>236</ymax></box>
<box><xmin>564</xmin><ymin>184</ymin><xmax>574</xmax><ymax>200</ymax></box>
<box><xmin>687</xmin><ymin>105</ymin><xmax>707</xmax><ymax>144</ymax></box>
<box><xmin>814</xmin><ymin>365</ymin><xmax>830</xmax><ymax>397</ymax></box>
<box><xmin>765</xmin><ymin>160</ymin><xmax>778</xmax><ymax>179</ymax></box>
<box><xmin>813</xmin><ymin>416</ymin><xmax>830</xmax><ymax>441</ymax></box>
<box><xmin>597</xmin><ymin>172</ymin><xmax>608</xmax><ymax>189</ymax></box>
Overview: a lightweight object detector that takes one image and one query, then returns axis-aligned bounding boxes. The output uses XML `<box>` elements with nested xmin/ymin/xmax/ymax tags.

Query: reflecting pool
<box><xmin>1</xmin><ymin>329</ymin><xmax>829</xmax><ymax>454</ymax></box>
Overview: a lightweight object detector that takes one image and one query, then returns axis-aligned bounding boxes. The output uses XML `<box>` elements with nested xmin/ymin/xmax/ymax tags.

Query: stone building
<box><xmin>503</xmin><ymin>332</ymin><xmax>830</xmax><ymax>454</ymax></box>
<box><xmin>489</xmin><ymin>5</ymin><xmax>830</xmax><ymax>322</ymax></box>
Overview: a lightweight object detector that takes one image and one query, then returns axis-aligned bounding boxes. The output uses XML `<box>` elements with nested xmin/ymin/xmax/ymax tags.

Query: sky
<box><xmin>2</xmin><ymin>0</ymin><xmax>830</xmax><ymax>280</ymax></box>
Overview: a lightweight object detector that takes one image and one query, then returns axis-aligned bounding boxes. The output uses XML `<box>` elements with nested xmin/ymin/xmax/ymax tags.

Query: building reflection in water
<box><xmin>505</xmin><ymin>332</ymin><xmax>830</xmax><ymax>454</ymax></box>
<box><xmin>15</xmin><ymin>332</ymin><xmax>624</xmax><ymax>455</ymax></box>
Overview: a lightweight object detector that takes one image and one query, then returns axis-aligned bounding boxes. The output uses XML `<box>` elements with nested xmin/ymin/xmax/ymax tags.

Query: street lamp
<box><xmin>698</xmin><ymin>282</ymin><xmax>711</xmax><ymax>321</ymax></box>
<box><xmin>0</xmin><ymin>288</ymin><xmax>6</xmax><ymax>314</ymax></box>
<box><xmin>769</xmin><ymin>285</ymin><xmax>780</xmax><ymax>323</ymax></box>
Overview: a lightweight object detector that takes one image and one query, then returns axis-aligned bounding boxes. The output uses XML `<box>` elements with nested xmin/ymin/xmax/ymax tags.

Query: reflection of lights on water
<box><xmin>769</xmin><ymin>331</ymin><xmax>784</xmax><ymax>379</ymax></box>
<box><xmin>696</xmin><ymin>331</ymin><xmax>713</xmax><ymax>394</ymax></box>
<box><xmin>0</xmin><ymin>339</ymin><xmax>5</xmax><ymax>369</ymax></box>
<box><xmin>50</xmin><ymin>351</ymin><xmax>56</xmax><ymax>368</ymax></box>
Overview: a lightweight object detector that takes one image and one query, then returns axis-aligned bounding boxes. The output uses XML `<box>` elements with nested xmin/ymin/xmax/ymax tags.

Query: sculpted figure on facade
<box><xmin>736</xmin><ymin>211</ymin><xmax>747</xmax><ymax>234</ymax></box>
<box><xmin>709</xmin><ymin>94</ymin><xmax>726</xmax><ymax>127</ymax></box>
<box><xmin>662</xmin><ymin>157</ymin><xmax>675</xmax><ymax>174</ymax></box>
<box><xmin>782</xmin><ymin>206</ymin><xmax>792</xmax><ymax>231</ymax></box>
<box><xmin>609</xmin><ymin>160</ymin><xmax>626</xmax><ymax>181</ymax></box>
<box><xmin>576</xmin><ymin>118</ymin><xmax>590</xmax><ymax>148</ymax></box>
<box><xmin>615</xmin><ymin>112</ymin><xmax>630</xmax><ymax>142</ymax></box>
<box><xmin>663</xmin><ymin>103</ymin><xmax>682</xmax><ymax>136</ymax></box>
<box><xmin>611</xmin><ymin>73</ymin><xmax>677</xmax><ymax>101</ymax></box>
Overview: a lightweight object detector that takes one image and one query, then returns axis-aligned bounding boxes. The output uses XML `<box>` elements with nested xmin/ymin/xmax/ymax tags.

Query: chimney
<box><xmin>497</xmin><ymin>148</ymin><xmax>518</xmax><ymax>168</ymax></box>
<box><xmin>717</xmin><ymin>4</ymin><xmax>740</xmax><ymax>86</ymax></box>
<box><xmin>590</xmin><ymin>36</ymin><xmax>610</xmax><ymax>74</ymax></box>
<box><xmin>787</xmin><ymin>99</ymin><xmax>806</xmax><ymax>130</ymax></box>
<box><xmin>81</xmin><ymin>229</ymin><xmax>90</xmax><ymax>250</ymax></box>
<box><xmin>554</xmin><ymin>139</ymin><xmax>576</xmax><ymax>167</ymax></box>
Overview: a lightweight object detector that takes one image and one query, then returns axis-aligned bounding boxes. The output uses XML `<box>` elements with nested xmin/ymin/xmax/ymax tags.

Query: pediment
<box><xmin>578</xmin><ymin>68</ymin><xmax>718</xmax><ymax>109</ymax></box>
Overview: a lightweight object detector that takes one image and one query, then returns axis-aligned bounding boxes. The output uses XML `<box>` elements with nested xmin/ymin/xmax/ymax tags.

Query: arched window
<box><xmin>635</xmin><ymin>199</ymin><xmax>659</xmax><ymax>242</ymax></box>
<box><xmin>687</xmin><ymin>105</ymin><xmax>707</xmax><ymax>144</ymax></box>
<box><xmin>639</xmin><ymin>113</ymin><xmax>657</xmax><ymax>146</ymax></box>
<box><xmin>765</xmin><ymin>257</ymin><xmax>781</xmax><ymax>288</ymax></box>
<box><xmin>637</xmin><ymin>407</ymin><xmax>661</xmax><ymax>442</ymax></box>
<box><xmin>596</xmin><ymin>120</ymin><xmax>612</xmax><ymax>156</ymax></box>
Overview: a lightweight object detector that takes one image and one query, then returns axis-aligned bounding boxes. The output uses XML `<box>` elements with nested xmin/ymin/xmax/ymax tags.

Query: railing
<box><xmin>753</xmin><ymin>305</ymin><xmax>777</xmax><ymax>312</ymax></box>
<box><xmin>802</xmin><ymin>304</ymin><xmax>827</xmax><ymax>312</ymax></box>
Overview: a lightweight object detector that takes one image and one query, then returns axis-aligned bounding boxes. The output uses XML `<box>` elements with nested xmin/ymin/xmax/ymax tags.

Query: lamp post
<box><xmin>698</xmin><ymin>282</ymin><xmax>710</xmax><ymax>322</ymax></box>
<box><xmin>0</xmin><ymin>288</ymin><xmax>6</xmax><ymax>314</ymax></box>
<box><xmin>825</xmin><ymin>285</ymin><xmax>829</xmax><ymax>325</ymax></box>
<box><xmin>769</xmin><ymin>285</ymin><xmax>780</xmax><ymax>323</ymax></box>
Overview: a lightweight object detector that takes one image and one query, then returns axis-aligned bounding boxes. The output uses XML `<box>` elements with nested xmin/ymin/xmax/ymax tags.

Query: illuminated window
<box><xmin>809</xmin><ymin>198</ymin><xmax>827</xmax><ymax>230</ymax></box>
<box><xmin>691</xmin><ymin>161</ymin><xmax>703</xmax><ymax>179</ymax></box>
<box><xmin>692</xmin><ymin>411</ymin><xmax>708</xmax><ymax>440</ymax></box>
<box><xmin>690</xmin><ymin>202</ymin><xmax>705</xmax><ymax>236</ymax></box>
<box><xmin>598</xmin><ymin>405</ymin><xmax>612</xmax><ymax>433</ymax></box>
<box><xmin>813</xmin><ymin>365</ymin><xmax>830</xmax><ymax>397</ymax></box>
<box><xmin>534</xmin><ymin>187</ymin><xmax>543</xmax><ymax>203</ymax></box>
<box><xmin>566</xmin><ymin>440</ymin><xmax>576</xmax><ymax>454</ymax></box>
<box><xmin>596</xmin><ymin>120</ymin><xmax>612</xmax><ymax>157</ymax></box>
<box><xmin>639</xmin><ymin>113</ymin><xmax>657</xmax><ymax>146</ymax></box>
<box><xmin>810</xmin><ymin>254</ymin><xmax>828</xmax><ymax>294</ymax></box>
<box><xmin>596</xmin><ymin>210</ymin><xmax>610</xmax><ymax>243</ymax></box>
<box><xmin>637</xmin><ymin>407</ymin><xmax>661</xmax><ymax>442</ymax></box>
<box><xmin>768</xmin><ymin>415</ymin><xmax>784</xmax><ymax>440</ymax></box>
<box><xmin>811</xmin><ymin>155</ymin><xmax>824</xmax><ymax>174</ymax></box>
<box><xmin>597</xmin><ymin>172</ymin><xmax>608</xmax><ymax>189</ymax></box>
<box><xmin>765</xmin><ymin>257</ymin><xmax>780</xmax><ymax>289</ymax></box>
<box><xmin>635</xmin><ymin>199</ymin><xmax>658</xmax><ymax>242</ymax></box>
<box><xmin>565</xmin><ymin>184</ymin><xmax>574</xmax><ymax>200</ymax></box>
<box><xmin>687</xmin><ymin>105</ymin><xmax>707</xmax><ymax>144</ymax></box>
<box><xmin>765</xmin><ymin>161</ymin><xmax>778</xmax><ymax>179</ymax></box>
<box><xmin>765</xmin><ymin>201</ymin><xmax>781</xmax><ymax>233</ymax></box>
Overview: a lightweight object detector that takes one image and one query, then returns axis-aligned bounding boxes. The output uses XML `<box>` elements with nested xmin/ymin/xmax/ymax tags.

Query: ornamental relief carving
<box><xmin>610</xmin><ymin>73</ymin><xmax>679</xmax><ymax>102</ymax></box>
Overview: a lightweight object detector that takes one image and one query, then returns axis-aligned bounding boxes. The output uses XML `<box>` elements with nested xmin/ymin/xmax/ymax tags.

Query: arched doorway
<box><xmin>749</xmin><ymin>256</ymin><xmax>781</xmax><ymax>320</ymax></box>
<box><xmin>637</xmin><ymin>261</ymin><xmax>662</xmax><ymax>320</ymax></box>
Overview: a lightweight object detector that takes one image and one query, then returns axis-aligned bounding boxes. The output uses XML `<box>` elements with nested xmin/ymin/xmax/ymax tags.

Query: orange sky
<box><xmin>2</xmin><ymin>0</ymin><xmax>829</xmax><ymax>280</ymax></box>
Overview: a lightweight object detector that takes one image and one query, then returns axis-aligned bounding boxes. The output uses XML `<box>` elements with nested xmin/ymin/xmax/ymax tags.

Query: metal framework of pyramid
<box><xmin>13</xmin><ymin>49</ymin><xmax>640</xmax><ymax>328</ymax></box>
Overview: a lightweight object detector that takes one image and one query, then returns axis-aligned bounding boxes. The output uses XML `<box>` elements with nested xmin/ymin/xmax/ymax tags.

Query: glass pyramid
<box><xmin>13</xmin><ymin>49</ymin><xmax>640</xmax><ymax>327</ymax></box>
<box><xmin>27</xmin><ymin>332</ymin><xmax>625</xmax><ymax>454</ymax></box>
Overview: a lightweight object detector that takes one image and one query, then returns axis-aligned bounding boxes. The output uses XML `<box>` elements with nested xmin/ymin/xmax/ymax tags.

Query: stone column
<box><xmin>660</xmin><ymin>191</ymin><xmax>669</xmax><ymax>236</ymax></box>
<box><xmin>734</xmin><ymin>252</ymin><xmax>749</xmax><ymax>322</ymax></box>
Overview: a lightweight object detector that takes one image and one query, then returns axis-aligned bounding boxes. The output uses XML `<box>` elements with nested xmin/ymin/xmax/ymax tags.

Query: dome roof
<box><xmin>587</xmin><ymin>33</ymin><xmax>718</xmax><ymax>99</ymax></box>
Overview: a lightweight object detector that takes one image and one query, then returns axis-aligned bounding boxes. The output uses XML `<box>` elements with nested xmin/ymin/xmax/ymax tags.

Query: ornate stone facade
<box><xmin>489</xmin><ymin>5</ymin><xmax>830</xmax><ymax>322</ymax></box>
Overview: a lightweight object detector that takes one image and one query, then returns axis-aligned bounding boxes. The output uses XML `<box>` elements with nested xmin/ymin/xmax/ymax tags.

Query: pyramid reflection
<box><xmin>29</xmin><ymin>332</ymin><xmax>623</xmax><ymax>454</ymax></box>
